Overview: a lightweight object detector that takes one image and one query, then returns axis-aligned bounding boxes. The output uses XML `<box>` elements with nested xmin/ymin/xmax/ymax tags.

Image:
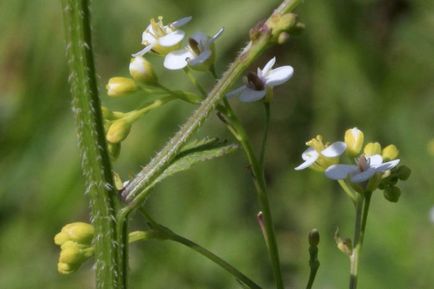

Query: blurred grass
<box><xmin>0</xmin><ymin>0</ymin><xmax>433</xmax><ymax>288</ymax></box>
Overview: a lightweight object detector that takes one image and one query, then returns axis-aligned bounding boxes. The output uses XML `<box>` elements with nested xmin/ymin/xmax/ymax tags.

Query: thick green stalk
<box><xmin>61</xmin><ymin>1</ymin><xmax>120</xmax><ymax>288</ymax></box>
<box><xmin>122</xmin><ymin>0</ymin><xmax>302</xmax><ymax>208</ymax></box>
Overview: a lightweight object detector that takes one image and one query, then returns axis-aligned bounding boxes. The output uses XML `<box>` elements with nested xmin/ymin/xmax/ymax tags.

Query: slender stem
<box><xmin>183</xmin><ymin>68</ymin><xmax>207</xmax><ymax>97</ymax></box>
<box><xmin>123</xmin><ymin>97</ymin><xmax>174</xmax><ymax>123</ymax></box>
<box><xmin>122</xmin><ymin>0</ymin><xmax>302</xmax><ymax>207</ymax></box>
<box><xmin>349</xmin><ymin>192</ymin><xmax>372</xmax><ymax>289</ymax></box>
<box><xmin>60</xmin><ymin>0</ymin><xmax>121</xmax><ymax>288</ymax></box>
<box><xmin>338</xmin><ymin>180</ymin><xmax>358</xmax><ymax>203</ymax></box>
<box><xmin>139</xmin><ymin>209</ymin><xmax>262</xmax><ymax>289</ymax></box>
<box><xmin>221</xmin><ymin>99</ymin><xmax>284</xmax><ymax>289</ymax></box>
<box><xmin>259</xmin><ymin>103</ymin><xmax>271</xmax><ymax>167</ymax></box>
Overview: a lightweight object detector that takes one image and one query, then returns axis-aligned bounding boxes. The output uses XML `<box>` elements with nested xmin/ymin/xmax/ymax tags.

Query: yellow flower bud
<box><xmin>382</xmin><ymin>144</ymin><xmax>399</xmax><ymax>161</ymax></box>
<box><xmin>54</xmin><ymin>222</ymin><xmax>94</xmax><ymax>246</ymax></box>
<box><xmin>58</xmin><ymin>241</ymin><xmax>87</xmax><ymax>274</ymax></box>
<box><xmin>57</xmin><ymin>241</ymin><xmax>94</xmax><ymax>274</ymax></box>
<box><xmin>344</xmin><ymin>127</ymin><xmax>364</xmax><ymax>156</ymax></box>
<box><xmin>106</xmin><ymin>119</ymin><xmax>132</xmax><ymax>144</ymax></box>
<box><xmin>106</xmin><ymin>77</ymin><xmax>137</xmax><ymax>97</ymax></box>
<box><xmin>129</xmin><ymin>56</ymin><xmax>157</xmax><ymax>83</ymax></box>
<box><xmin>364</xmin><ymin>142</ymin><xmax>382</xmax><ymax>156</ymax></box>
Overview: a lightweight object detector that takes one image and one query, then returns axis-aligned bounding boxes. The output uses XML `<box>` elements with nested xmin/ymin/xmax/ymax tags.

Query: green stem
<box><xmin>259</xmin><ymin>103</ymin><xmax>271</xmax><ymax>168</ymax></box>
<box><xmin>338</xmin><ymin>180</ymin><xmax>358</xmax><ymax>203</ymax></box>
<box><xmin>220</xmin><ymin>100</ymin><xmax>284</xmax><ymax>289</ymax></box>
<box><xmin>349</xmin><ymin>192</ymin><xmax>372</xmax><ymax>289</ymax></box>
<box><xmin>60</xmin><ymin>0</ymin><xmax>121</xmax><ymax>288</ymax></box>
<box><xmin>139</xmin><ymin>209</ymin><xmax>262</xmax><ymax>289</ymax></box>
<box><xmin>122</xmin><ymin>0</ymin><xmax>302</xmax><ymax>208</ymax></box>
<box><xmin>183</xmin><ymin>68</ymin><xmax>207</xmax><ymax>97</ymax></box>
<box><xmin>123</xmin><ymin>96</ymin><xmax>174</xmax><ymax>123</ymax></box>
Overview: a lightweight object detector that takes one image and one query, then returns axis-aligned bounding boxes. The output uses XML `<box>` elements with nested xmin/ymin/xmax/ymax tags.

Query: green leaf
<box><xmin>150</xmin><ymin>138</ymin><xmax>238</xmax><ymax>187</ymax></box>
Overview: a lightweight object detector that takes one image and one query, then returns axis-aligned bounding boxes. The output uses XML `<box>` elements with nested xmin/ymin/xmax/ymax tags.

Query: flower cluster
<box><xmin>54</xmin><ymin>222</ymin><xmax>95</xmax><ymax>274</ymax></box>
<box><xmin>295</xmin><ymin>128</ymin><xmax>410</xmax><ymax>200</ymax></box>
<box><xmin>132</xmin><ymin>16</ymin><xmax>223</xmax><ymax>72</ymax></box>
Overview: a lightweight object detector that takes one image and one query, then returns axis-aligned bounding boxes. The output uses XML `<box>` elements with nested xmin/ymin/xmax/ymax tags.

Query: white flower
<box><xmin>164</xmin><ymin>28</ymin><xmax>224</xmax><ymax>70</ymax></box>
<box><xmin>132</xmin><ymin>16</ymin><xmax>192</xmax><ymax>57</ymax></box>
<box><xmin>226</xmin><ymin>57</ymin><xmax>294</xmax><ymax>102</ymax></box>
<box><xmin>295</xmin><ymin>141</ymin><xmax>347</xmax><ymax>170</ymax></box>
<box><xmin>325</xmin><ymin>154</ymin><xmax>400</xmax><ymax>183</ymax></box>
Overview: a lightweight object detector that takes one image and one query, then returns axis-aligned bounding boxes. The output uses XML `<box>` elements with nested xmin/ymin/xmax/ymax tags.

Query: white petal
<box><xmin>374</xmin><ymin>159</ymin><xmax>400</xmax><ymax>172</ymax></box>
<box><xmin>191</xmin><ymin>32</ymin><xmax>209</xmax><ymax>45</ymax></box>
<box><xmin>321</xmin><ymin>141</ymin><xmax>347</xmax><ymax>157</ymax></box>
<box><xmin>159</xmin><ymin>30</ymin><xmax>185</xmax><ymax>47</ymax></box>
<box><xmin>367</xmin><ymin>154</ymin><xmax>383</xmax><ymax>166</ymax></box>
<box><xmin>132</xmin><ymin>44</ymin><xmax>154</xmax><ymax>57</ymax></box>
<box><xmin>325</xmin><ymin>164</ymin><xmax>359</xmax><ymax>180</ymax></box>
<box><xmin>188</xmin><ymin>49</ymin><xmax>212</xmax><ymax>66</ymax></box>
<box><xmin>295</xmin><ymin>154</ymin><xmax>319</xmax><ymax>170</ymax></box>
<box><xmin>265</xmin><ymin>66</ymin><xmax>294</xmax><ymax>87</ymax></box>
<box><xmin>226</xmin><ymin>85</ymin><xmax>247</xmax><ymax>98</ymax></box>
<box><xmin>302</xmin><ymin>147</ymin><xmax>319</xmax><ymax>161</ymax></box>
<box><xmin>171</xmin><ymin>16</ymin><xmax>192</xmax><ymax>28</ymax></box>
<box><xmin>163</xmin><ymin>48</ymin><xmax>194</xmax><ymax>70</ymax></box>
<box><xmin>257</xmin><ymin>67</ymin><xmax>263</xmax><ymax>79</ymax></box>
<box><xmin>238</xmin><ymin>87</ymin><xmax>266</xmax><ymax>102</ymax></box>
<box><xmin>262</xmin><ymin>57</ymin><xmax>276</xmax><ymax>75</ymax></box>
<box><xmin>351</xmin><ymin>168</ymin><xmax>377</xmax><ymax>183</ymax></box>
<box><xmin>142</xmin><ymin>30</ymin><xmax>156</xmax><ymax>45</ymax></box>
<box><xmin>210</xmin><ymin>27</ymin><xmax>224</xmax><ymax>43</ymax></box>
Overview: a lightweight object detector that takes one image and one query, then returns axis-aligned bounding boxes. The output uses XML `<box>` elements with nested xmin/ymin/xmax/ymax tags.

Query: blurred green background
<box><xmin>0</xmin><ymin>0</ymin><xmax>433</xmax><ymax>288</ymax></box>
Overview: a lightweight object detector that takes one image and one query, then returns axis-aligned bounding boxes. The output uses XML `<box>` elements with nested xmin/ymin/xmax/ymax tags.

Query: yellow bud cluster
<box><xmin>54</xmin><ymin>222</ymin><xmax>95</xmax><ymax>275</ymax></box>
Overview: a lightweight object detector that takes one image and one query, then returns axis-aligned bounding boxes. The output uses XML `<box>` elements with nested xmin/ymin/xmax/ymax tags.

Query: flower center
<box><xmin>246</xmin><ymin>72</ymin><xmax>265</xmax><ymax>91</ymax></box>
<box><xmin>188</xmin><ymin>38</ymin><xmax>201</xmax><ymax>56</ymax></box>
<box><xmin>150</xmin><ymin>17</ymin><xmax>167</xmax><ymax>38</ymax></box>
<box><xmin>306</xmin><ymin>135</ymin><xmax>326</xmax><ymax>152</ymax></box>
<box><xmin>357</xmin><ymin>155</ymin><xmax>369</xmax><ymax>172</ymax></box>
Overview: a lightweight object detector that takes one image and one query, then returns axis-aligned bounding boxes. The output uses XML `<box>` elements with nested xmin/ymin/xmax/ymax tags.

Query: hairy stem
<box><xmin>61</xmin><ymin>0</ymin><xmax>121</xmax><ymax>288</ymax></box>
<box><xmin>122</xmin><ymin>0</ymin><xmax>302</xmax><ymax>211</ymax></box>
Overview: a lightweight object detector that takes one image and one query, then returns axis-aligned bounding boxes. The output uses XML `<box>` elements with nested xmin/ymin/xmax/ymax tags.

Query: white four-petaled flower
<box><xmin>325</xmin><ymin>154</ymin><xmax>400</xmax><ymax>183</ymax></box>
<box><xmin>164</xmin><ymin>28</ymin><xmax>224</xmax><ymax>70</ymax></box>
<box><xmin>294</xmin><ymin>142</ymin><xmax>347</xmax><ymax>170</ymax></box>
<box><xmin>132</xmin><ymin>16</ymin><xmax>192</xmax><ymax>57</ymax></box>
<box><xmin>226</xmin><ymin>57</ymin><xmax>294</xmax><ymax>102</ymax></box>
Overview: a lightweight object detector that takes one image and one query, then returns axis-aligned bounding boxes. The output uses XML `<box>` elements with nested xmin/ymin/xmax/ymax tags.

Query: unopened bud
<box><xmin>344</xmin><ymin>127</ymin><xmax>364</xmax><ymax>156</ymax></box>
<box><xmin>106</xmin><ymin>119</ymin><xmax>132</xmax><ymax>144</ymax></box>
<box><xmin>364</xmin><ymin>142</ymin><xmax>382</xmax><ymax>156</ymax></box>
<box><xmin>383</xmin><ymin>186</ymin><xmax>401</xmax><ymax>203</ymax></box>
<box><xmin>129</xmin><ymin>56</ymin><xmax>157</xmax><ymax>83</ymax></box>
<box><xmin>308</xmin><ymin>228</ymin><xmax>320</xmax><ymax>246</ymax></box>
<box><xmin>382</xmin><ymin>144</ymin><xmax>399</xmax><ymax>161</ymax></box>
<box><xmin>54</xmin><ymin>222</ymin><xmax>94</xmax><ymax>246</ymax></box>
<box><xmin>57</xmin><ymin>241</ymin><xmax>90</xmax><ymax>274</ymax></box>
<box><xmin>267</xmin><ymin>13</ymin><xmax>297</xmax><ymax>39</ymax></box>
<box><xmin>106</xmin><ymin>77</ymin><xmax>137</xmax><ymax>97</ymax></box>
<box><xmin>396</xmin><ymin>165</ymin><xmax>411</xmax><ymax>180</ymax></box>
